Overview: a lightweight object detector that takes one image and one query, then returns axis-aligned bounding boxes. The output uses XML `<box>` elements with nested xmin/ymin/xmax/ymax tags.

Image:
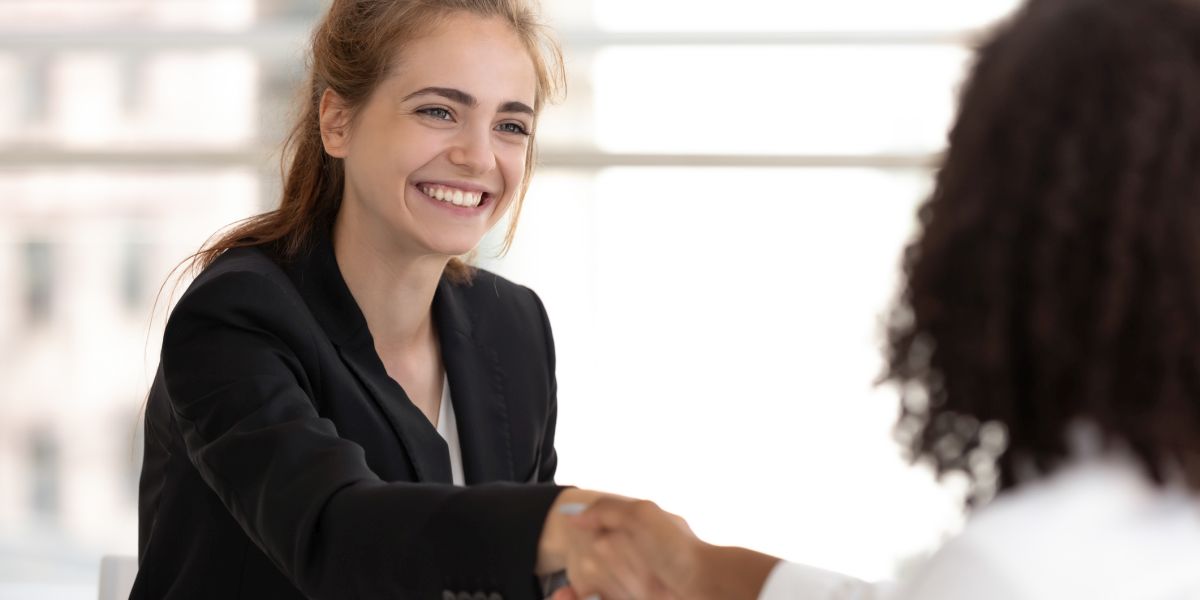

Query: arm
<box><xmin>883</xmin><ymin>538</ymin><xmax>1021</xmax><ymax>600</ymax></box>
<box><xmin>529</xmin><ymin>286</ymin><xmax>559</xmax><ymax>483</ymax></box>
<box><xmin>561</xmin><ymin>498</ymin><xmax>876</xmax><ymax>600</ymax></box>
<box><xmin>566</xmin><ymin>498</ymin><xmax>779</xmax><ymax>600</ymax></box>
<box><xmin>162</xmin><ymin>269</ymin><xmax>562</xmax><ymax>599</ymax></box>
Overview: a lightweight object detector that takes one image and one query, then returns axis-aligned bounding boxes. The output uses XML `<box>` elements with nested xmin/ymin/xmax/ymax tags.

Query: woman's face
<box><xmin>324</xmin><ymin>12</ymin><xmax>537</xmax><ymax>259</ymax></box>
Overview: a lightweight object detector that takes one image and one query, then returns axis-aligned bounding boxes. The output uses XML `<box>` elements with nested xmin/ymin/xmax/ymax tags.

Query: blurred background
<box><xmin>0</xmin><ymin>0</ymin><xmax>1023</xmax><ymax>597</ymax></box>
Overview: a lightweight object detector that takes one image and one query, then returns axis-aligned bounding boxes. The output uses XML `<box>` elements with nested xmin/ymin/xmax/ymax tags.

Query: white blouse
<box><xmin>759</xmin><ymin>453</ymin><xmax>1200</xmax><ymax>600</ymax></box>
<box><xmin>434</xmin><ymin>374</ymin><xmax>465</xmax><ymax>486</ymax></box>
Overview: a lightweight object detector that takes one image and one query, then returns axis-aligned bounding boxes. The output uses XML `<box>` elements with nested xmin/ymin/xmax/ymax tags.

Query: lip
<box><xmin>411</xmin><ymin>182</ymin><xmax>492</xmax><ymax>213</ymax></box>
<box><xmin>414</xmin><ymin>179</ymin><xmax>496</xmax><ymax>196</ymax></box>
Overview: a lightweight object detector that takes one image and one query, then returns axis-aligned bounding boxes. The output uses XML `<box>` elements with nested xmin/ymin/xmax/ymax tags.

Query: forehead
<box><xmin>386</xmin><ymin>12</ymin><xmax>537</xmax><ymax>106</ymax></box>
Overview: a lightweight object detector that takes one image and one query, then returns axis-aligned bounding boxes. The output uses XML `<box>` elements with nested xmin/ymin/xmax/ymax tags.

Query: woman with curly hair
<box><xmin>555</xmin><ymin>0</ymin><xmax>1200</xmax><ymax>598</ymax></box>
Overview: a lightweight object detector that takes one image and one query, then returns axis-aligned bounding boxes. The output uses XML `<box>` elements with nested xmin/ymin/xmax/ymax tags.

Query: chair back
<box><xmin>97</xmin><ymin>555</ymin><xmax>137</xmax><ymax>600</ymax></box>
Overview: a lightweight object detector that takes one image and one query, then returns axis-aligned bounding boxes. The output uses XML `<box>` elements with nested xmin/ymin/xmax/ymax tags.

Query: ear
<box><xmin>318</xmin><ymin>88</ymin><xmax>353</xmax><ymax>158</ymax></box>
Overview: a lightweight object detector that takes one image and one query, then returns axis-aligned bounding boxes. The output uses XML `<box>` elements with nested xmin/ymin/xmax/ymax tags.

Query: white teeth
<box><xmin>421</xmin><ymin>185</ymin><xmax>483</xmax><ymax>208</ymax></box>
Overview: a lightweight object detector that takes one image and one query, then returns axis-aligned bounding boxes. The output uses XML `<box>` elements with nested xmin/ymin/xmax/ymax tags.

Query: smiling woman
<box><xmin>320</xmin><ymin>16</ymin><xmax>537</xmax><ymax>268</ymax></box>
<box><xmin>130</xmin><ymin>1</ymin><xmax>612</xmax><ymax>599</ymax></box>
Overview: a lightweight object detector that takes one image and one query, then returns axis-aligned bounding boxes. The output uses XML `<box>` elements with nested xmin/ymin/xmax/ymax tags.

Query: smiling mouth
<box><xmin>418</xmin><ymin>183</ymin><xmax>489</xmax><ymax>209</ymax></box>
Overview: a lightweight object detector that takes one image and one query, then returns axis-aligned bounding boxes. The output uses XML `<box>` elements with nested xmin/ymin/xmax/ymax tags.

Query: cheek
<box><xmin>360</xmin><ymin>121</ymin><xmax>433</xmax><ymax>173</ymax></box>
<box><xmin>345</xmin><ymin>133</ymin><xmax>393</xmax><ymax>181</ymax></box>
<box><xmin>498</xmin><ymin>144</ymin><xmax>529</xmax><ymax>191</ymax></box>
<box><xmin>489</xmin><ymin>153</ymin><xmax>526</xmax><ymax>221</ymax></box>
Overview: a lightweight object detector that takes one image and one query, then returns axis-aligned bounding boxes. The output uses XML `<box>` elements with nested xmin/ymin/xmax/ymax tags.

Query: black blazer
<box><xmin>133</xmin><ymin>233</ymin><xmax>563</xmax><ymax>600</ymax></box>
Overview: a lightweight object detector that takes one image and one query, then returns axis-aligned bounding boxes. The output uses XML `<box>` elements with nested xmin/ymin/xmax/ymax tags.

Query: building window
<box><xmin>120</xmin><ymin>235</ymin><xmax>148</xmax><ymax>313</ymax></box>
<box><xmin>23</xmin><ymin>239</ymin><xmax>53</xmax><ymax>324</ymax></box>
<box><xmin>29</xmin><ymin>426</ymin><xmax>60</xmax><ymax>520</ymax></box>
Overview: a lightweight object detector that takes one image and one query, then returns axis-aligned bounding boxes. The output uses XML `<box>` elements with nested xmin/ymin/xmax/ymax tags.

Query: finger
<box><xmin>578</xmin><ymin>498</ymin><xmax>698</xmax><ymax>588</ymax></box>
<box><xmin>550</xmin><ymin>588</ymin><xmax>579</xmax><ymax>600</ymax></box>
<box><xmin>577</xmin><ymin>497</ymin><xmax>643</xmax><ymax>531</ymax></box>
<box><xmin>668</xmin><ymin>513</ymin><xmax>693</xmax><ymax>535</ymax></box>
<box><xmin>569</xmin><ymin>532</ymin><xmax>646</xmax><ymax>600</ymax></box>
<box><xmin>649</xmin><ymin>576</ymin><xmax>685</xmax><ymax>600</ymax></box>
<box><xmin>567</xmin><ymin>512</ymin><xmax>604</xmax><ymax>533</ymax></box>
<box><xmin>570</xmin><ymin>565</ymin><xmax>633</xmax><ymax>600</ymax></box>
<box><xmin>568</xmin><ymin>551</ymin><xmax>635</xmax><ymax>600</ymax></box>
<box><xmin>595</xmin><ymin>532</ymin><xmax>658</xmax><ymax>599</ymax></box>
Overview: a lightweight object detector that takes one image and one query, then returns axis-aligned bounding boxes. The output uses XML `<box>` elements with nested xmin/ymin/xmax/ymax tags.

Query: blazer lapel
<box><xmin>337</xmin><ymin>331</ymin><xmax>454</xmax><ymax>484</ymax></box>
<box><xmin>433</xmin><ymin>279</ymin><xmax>516</xmax><ymax>484</ymax></box>
<box><xmin>281</xmin><ymin>232</ymin><xmax>453</xmax><ymax>484</ymax></box>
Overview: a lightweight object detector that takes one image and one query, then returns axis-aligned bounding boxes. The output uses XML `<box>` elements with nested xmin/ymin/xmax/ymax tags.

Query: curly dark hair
<box><xmin>883</xmin><ymin>0</ymin><xmax>1200</xmax><ymax>503</ymax></box>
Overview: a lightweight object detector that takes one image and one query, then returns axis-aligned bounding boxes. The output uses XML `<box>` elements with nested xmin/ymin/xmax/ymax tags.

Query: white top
<box><xmin>435</xmin><ymin>374</ymin><xmax>466</xmax><ymax>486</ymax></box>
<box><xmin>759</xmin><ymin>454</ymin><xmax>1200</xmax><ymax>600</ymax></box>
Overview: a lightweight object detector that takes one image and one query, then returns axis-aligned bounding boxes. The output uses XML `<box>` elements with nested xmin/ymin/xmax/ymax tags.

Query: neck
<box><xmin>331</xmin><ymin>214</ymin><xmax>449</xmax><ymax>353</ymax></box>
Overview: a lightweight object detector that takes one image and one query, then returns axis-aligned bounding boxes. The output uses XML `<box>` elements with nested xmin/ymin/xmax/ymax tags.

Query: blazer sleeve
<box><xmin>161</xmin><ymin>268</ymin><xmax>564</xmax><ymax>600</ymax></box>
<box><xmin>529</xmin><ymin>286</ymin><xmax>559</xmax><ymax>484</ymax></box>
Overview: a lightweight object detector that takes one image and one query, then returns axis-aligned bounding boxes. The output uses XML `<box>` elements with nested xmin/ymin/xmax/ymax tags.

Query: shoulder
<box><xmin>159</xmin><ymin>247</ymin><xmax>324</xmax><ymax>398</ymax></box>
<box><xmin>452</xmin><ymin>267</ymin><xmax>542</xmax><ymax>304</ymax></box>
<box><xmin>438</xmin><ymin>267</ymin><xmax>555</xmax><ymax>362</ymax></box>
<box><xmin>187</xmin><ymin>246</ymin><xmax>293</xmax><ymax>293</ymax></box>
<box><xmin>889</xmin><ymin>536</ymin><xmax>1024</xmax><ymax>600</ymax></box>
<box><xmin>179</xmin><ymin>247</ymin><xmax>299</xmax><ymax>305</ymax></box>
<box><xmin>167</xmin><ymin>246</ymin><xmax>310</xmax><ymax>338</ymax></box>
<box><xmin>897</xmin><ymin>457</ymin><xmax>1200</xmax><ymax>600</ymax></box>
<box><xmin>448</xmin><ymin>267</ymin><xmax>550</xmax><ymax>324</ymax></box>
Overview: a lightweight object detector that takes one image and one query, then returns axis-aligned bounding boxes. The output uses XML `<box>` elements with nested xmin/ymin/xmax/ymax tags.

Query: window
<box><xmin>480</xmin><ymin>0</ymin><xmax>1023</xmax><ymax>577</ymax></box>
<box><xmin>22</xmin><ymin>240</ymin><xmax>53</xmax><ymax>325</ymax></box>
<box><xmin>119</xmin><ymin>233</ymin><xmax>147</xmax><ymax>314</ymax></box>
<box><xmin>0</xmin><ymin>0</ymin><xmax>1024</xmax><ymax>591</ymax></box>
<box><xmin>29</xmin><ymin>426</ymin><xmax>60</xmax><ymax>520</ymax></box>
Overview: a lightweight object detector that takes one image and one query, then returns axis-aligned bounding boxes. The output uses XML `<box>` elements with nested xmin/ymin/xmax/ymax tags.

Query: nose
<box><xmin>447</xmin><ymin>123</ymin><xmax>497</xmax><ymax>175</ymax></box>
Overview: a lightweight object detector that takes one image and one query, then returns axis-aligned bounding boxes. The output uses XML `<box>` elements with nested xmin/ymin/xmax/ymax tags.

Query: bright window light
<box><xmin>593</xmin><ymin>45</ymin><xmax>969</xmax><ymax>155</ymax></box>
<box><xmin>595</xmin><ymin>0</ymin><xmax>1022</xmax><ymax>32</ymax></box>
<box><xmin>491</xmin><ymin>167</ymin><xmax>966</xmax><ymax>580</ymax></box>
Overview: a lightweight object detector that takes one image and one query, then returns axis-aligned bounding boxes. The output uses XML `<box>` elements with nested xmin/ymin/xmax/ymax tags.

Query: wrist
<box><xmin>689</xmin><ymin>544</ymin><xmax>781</xmax><ymax>600</ymax></box>
<box><xmin>536</xmin><ymin>487</ymin><xmax>596</xmax><ymax>575</ymax></box>
<box><xmin>536</xmin><ymin>489</ymin><xmax>570</xmax><ymax>574</ymax></box>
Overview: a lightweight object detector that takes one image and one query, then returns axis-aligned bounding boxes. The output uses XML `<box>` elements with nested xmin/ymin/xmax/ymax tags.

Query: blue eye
<box><xmin>418</xmin><ymin>107</ymin><xmax>453</xmax><ymax>120</ymax></box>
<box><xmin>497</xmin><ymin>122</ymin><xmax>530</xmax><ymax>136</ymax></box>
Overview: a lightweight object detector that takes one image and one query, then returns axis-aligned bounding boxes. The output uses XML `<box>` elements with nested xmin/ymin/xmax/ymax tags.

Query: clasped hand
<box><xmin>540</xmin><ymin>492</ymin><xmax>705</xmax><ymax>600</ymax></box>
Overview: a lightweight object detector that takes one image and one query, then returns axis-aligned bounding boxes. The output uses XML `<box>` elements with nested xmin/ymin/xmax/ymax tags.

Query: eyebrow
<box><xmin>401</xmin><ymin>86</ymin><xmax>534</xmax><ymax>116</ymax></box>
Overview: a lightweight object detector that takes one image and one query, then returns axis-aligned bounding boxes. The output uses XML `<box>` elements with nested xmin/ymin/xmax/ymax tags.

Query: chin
<box><xmin>425</xmin><ymin>237</ymin><xmax>485</xmax><ymax>259</ymax></box>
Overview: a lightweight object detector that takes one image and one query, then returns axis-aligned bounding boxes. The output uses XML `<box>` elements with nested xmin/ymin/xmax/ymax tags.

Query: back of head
<box><xmin>884</xmin><ymin>0</ymin><xmax>1200</xmax><ymax>502</ymax></box>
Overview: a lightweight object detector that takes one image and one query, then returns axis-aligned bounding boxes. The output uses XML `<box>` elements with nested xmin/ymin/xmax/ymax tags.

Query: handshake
<box><xmin>535</xmin><ymin>489</ymin><xmax>781</xmax><ymax>600</ymax></box>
